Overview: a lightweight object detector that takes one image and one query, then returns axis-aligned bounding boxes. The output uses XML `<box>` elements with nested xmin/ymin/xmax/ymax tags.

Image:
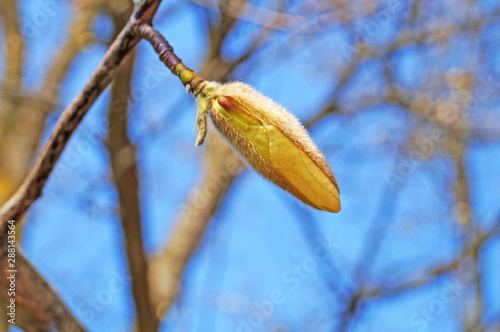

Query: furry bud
<box><xmin>206</xmin><ymin>82</ymin><xmax>341</xmax><ymax>213</ymax></box>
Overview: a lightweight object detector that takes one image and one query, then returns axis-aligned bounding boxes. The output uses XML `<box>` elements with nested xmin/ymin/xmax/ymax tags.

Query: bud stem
<box><xmin>135</xmin><ymin>24</ymin><xmax>205</xmax><ymax>94</ymax></box>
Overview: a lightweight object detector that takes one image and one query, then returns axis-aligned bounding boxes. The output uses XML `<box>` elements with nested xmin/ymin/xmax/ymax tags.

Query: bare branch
<box><xmin>150</xmin><ymin>132</ymin><xmax>243</xmax><ymax>319</ymax></box>
<box><xmin>0</xmin><ymin>235</ymin><xmax>86</xmax><ymax>331</ymax></box>
<box><xmin>0</xmin><ymin>0</ymin><xmax>25</xmax><ymax>193</ymax></box>
<box><xmin>107</xmin><ymin>50</ymin><xmax>159</xmax><ymax>332</ymax></box>
<box><xmin>1</xmin><ymin>1</ymin><xmax>106</xmax><ymax>192</ymax></box>
<box><xmin>0</xmin><ymin>0</ymin><xmax>164</xmax><ymax>226</ymax></box>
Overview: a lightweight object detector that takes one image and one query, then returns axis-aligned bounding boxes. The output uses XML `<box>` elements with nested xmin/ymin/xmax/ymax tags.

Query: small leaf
<box><xmin>195</xmin><ymin>97</ymin><xmax>209</xmax><ymax>146</ymax></box>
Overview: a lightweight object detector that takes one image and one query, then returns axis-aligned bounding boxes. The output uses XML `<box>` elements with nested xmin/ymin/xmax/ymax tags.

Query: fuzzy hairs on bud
<box><xmin>207</xmin><ymin>82</ymin><xmax>341</xmax><ymax>213</ymax></box>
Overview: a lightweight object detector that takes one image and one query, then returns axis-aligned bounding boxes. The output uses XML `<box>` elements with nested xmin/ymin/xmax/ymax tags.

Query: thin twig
<box><xmin>135</xmin><ymin>24</ymin><xmax>205</xmax><ymax>92</ymax></box>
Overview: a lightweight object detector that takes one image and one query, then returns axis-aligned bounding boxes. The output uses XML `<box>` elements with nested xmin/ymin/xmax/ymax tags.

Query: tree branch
<box><xmin>106</xmin><ymin>44</ymin><xmax>159</xmax><ymax>332</ymax></box>
<box><xmin>0</xmin><ymin>234</ymin><xmax>86</xmax><ymax>331</ymax></box>
<box><xmin>149</xmin><ymin>132</ymin><xmax>243</xmax><ymax>318</ymax></box>
<box><xmin>0</xmin><ymin>0</ymin><xmax>25</xmax><ymax>203</ymax></box>
<box><xmin>0</xmin><ymin>0</ymin><xmax>164</xmax><ymax>226</ymax></box>
<box><xmin>0</xmin><ymin>3</ymin><xmax>105</xmax><ymax>184</ymax></box>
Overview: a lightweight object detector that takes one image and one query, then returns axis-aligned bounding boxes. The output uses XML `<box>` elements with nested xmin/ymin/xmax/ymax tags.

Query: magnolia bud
<box><xmin>197</xmin><ymin>81</ymin><xmax>341</xmax><ymax>213</ymax></box>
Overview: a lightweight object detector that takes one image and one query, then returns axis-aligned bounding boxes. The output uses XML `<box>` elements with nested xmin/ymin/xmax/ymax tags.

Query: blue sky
<box><xmin>2</xmin><ymin>0</ymin><xmax>500</xmax><ymax>331</ymax></box>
